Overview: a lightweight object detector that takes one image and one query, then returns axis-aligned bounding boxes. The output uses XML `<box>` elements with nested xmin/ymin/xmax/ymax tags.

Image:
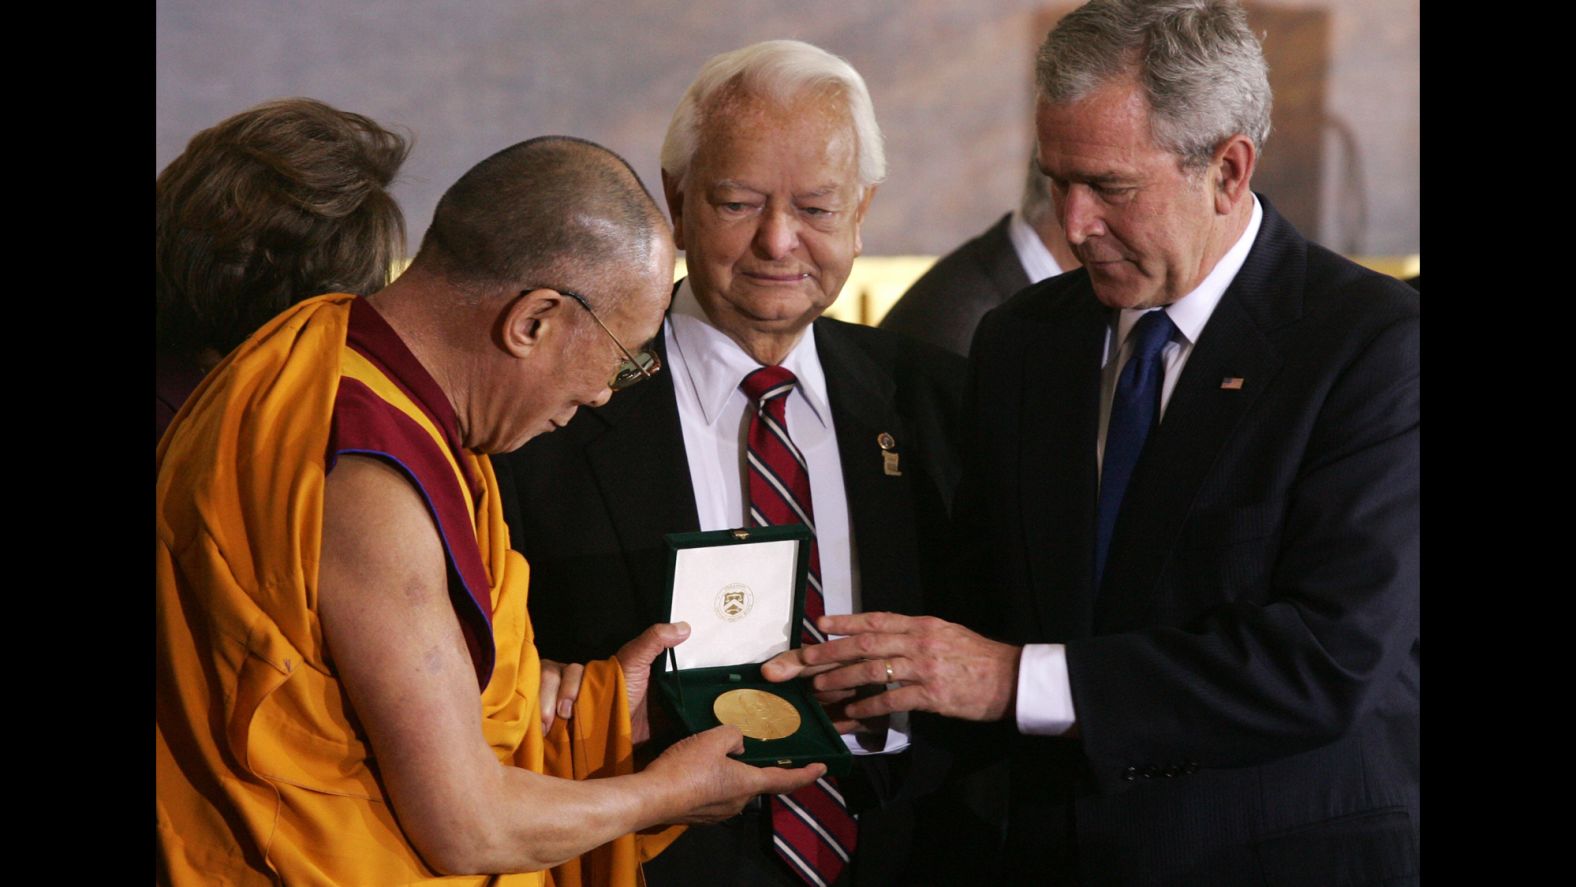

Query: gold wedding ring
<box><xmin>883</xmin><ymin>659</ymin><xmax>896</xmax><ymax>683</ymax></box>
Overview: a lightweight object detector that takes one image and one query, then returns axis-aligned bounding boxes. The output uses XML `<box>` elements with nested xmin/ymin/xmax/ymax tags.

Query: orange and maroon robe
<box><xmin>157</xmin><ymin>294</ymin><xmax>677</xmax><ymax>886</ymax></box>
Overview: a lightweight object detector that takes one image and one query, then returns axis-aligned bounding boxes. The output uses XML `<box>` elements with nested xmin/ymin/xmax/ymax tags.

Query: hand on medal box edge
<box><xmin>762</xmin><ymin>612</ymin><xmax>1023</xmax><ymax>724</ymax></box>
<box><xmin>698</xmin><ymin>681</ymin><xmax>852</xmax><ymax>774</ymax></box>
<box><xmin>538</xmin><ymin>621</ymin><xmax>692</xmax><ymax>743</ymax></box>
<box><xmin>539</xmin><ymin>620</ymin><xmax>827</xmax><ymax>816</ymax></box>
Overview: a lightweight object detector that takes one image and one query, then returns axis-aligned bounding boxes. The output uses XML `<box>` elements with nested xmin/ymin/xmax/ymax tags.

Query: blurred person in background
<box><xmin>155</xmin><ymin>97</ymin><xmax>409</xmax><ymax>441</ymax></box>
<box><xmin>881</xmin><ymin>151</ymin><xmax>1078</xmax><ymax>356</ymax></box>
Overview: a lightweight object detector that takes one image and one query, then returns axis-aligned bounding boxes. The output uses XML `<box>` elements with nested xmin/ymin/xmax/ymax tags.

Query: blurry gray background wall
<box><xmin>156</xmin><ymin>0</ymin><xmax>1418</xmax><ymax>259</ymax></box>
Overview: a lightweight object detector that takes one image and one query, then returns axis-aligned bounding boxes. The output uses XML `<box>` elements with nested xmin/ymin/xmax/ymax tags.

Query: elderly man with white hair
<box><xmin>498</xmin><ymin>39</ymin><xmax>971</xmax><ymax>887</ymax></box>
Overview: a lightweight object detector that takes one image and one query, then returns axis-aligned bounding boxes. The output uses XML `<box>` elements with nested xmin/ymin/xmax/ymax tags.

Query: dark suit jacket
<box><xmin>956</xmin><ymin>197</ymin><xmax>1419</xmax><ymax>886</ymax></box>
<box><xmin>879</xmin><ymin>212</ymin><xmax>1029</xmax><ymax>357</ymax></box>
<box><xmin>497</xmin><ymin>311</ymin><xmax>969</xmax><ymax>885</ymax></box>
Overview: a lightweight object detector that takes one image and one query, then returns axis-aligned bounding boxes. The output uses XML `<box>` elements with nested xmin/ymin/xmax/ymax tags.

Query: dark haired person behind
<box><xmin>155</xmin><ymin>97</ymin><xmax>410</xmax><ymax>441</ymax></box>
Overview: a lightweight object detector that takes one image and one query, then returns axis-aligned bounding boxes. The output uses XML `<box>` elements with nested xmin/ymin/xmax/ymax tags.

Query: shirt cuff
<box><xmin>1015</xmin><ymin>643</ymin><xmax>1077</xmax><ymax>736</ymax></box>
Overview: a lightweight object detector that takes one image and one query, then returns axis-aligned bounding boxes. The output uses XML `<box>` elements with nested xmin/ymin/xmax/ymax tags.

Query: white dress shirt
<box><xmin>666</xmin><ymin>279</ymin><xmax>911</xmax><ymax>754</ymax></box>
<box><xmin>1016</xmin><ymin>196</ymin><xmax>1264</xmax><ymax>736</ymax></box>
<box><xmin>1007</xmin><ymin>208</ymin><xmax>1069</xmax><ymax>284</ymax></box>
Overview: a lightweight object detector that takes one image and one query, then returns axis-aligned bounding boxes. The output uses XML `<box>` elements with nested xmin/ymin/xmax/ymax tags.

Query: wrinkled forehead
<box><xmin>693</xmin><ymin>86</ymin><xmax>860</xmax><ymax>180</ymax></box>
<box><xmin>1034</xmin><ymin>78</ymin><xmax>1169</xmax><ymax>170</ymax></box>
<box><xmin>1037</xmin><ymin>74</ymin><xmax>1151</xmax><ymax>135</ymax></box>
<box><xmin>702</xmin><ymin>76</ymin><xmax>846</xmax><ymax>120</ymax></box>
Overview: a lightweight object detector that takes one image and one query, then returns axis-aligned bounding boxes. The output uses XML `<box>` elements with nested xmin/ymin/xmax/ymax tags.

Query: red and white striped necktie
<box><xmin>741</xmin><ymin>365</ymin><xmax>858</xmax><ymax>887</ymax></box>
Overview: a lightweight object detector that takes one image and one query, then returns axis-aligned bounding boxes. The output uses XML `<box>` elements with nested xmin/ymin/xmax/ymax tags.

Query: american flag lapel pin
<box><xmin>1220</xmin><ymin>377</ymin><xmax>1245</xmax><ymax>390</ymax></box>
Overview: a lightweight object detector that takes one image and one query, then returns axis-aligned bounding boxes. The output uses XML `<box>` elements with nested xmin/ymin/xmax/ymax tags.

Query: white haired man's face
<box><xmin>668</xmin><ymin>89</ymin><xmax>874</xmax><ymax>345</ymax></box>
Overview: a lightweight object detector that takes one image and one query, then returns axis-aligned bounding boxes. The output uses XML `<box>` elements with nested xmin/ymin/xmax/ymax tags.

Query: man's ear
<box><xmin>661</xmin><ymin>169</ymin><xmax>686</xmax><ymax>252</ymax></box>
<box><xmin>497</xmin><ymin>288</ymin><xmax>564</xmax><ymax>359</ymax></box>
<box><xmin>1211</xmin><ymin>134</ymin><xmax>1256</xmax><ymax>215</ymax></box>
<box><xmin>851</xmin><ymin>184</ymin><xmax>879</xmax><ymax>257</ymax></box>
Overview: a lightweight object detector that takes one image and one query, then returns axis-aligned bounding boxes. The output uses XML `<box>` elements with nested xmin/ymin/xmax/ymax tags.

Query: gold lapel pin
<box><xmin>877</xmin><ymin>432</ymin><xmax>901</xmax><ymax>476</ymax></box>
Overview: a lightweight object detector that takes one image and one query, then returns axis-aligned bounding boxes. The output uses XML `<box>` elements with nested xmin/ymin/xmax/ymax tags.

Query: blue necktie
<box><xmin>1096</xmin><ymin>310</ymin><xmax>1177</xmax><ymax>590</ymax></box>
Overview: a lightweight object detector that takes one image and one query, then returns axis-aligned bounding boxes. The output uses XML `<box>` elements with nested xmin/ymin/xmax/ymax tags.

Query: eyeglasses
<box><xmin>549</xmin><ymin>287</ymin><xmax>662</xmax><ymax>391</ymax></box>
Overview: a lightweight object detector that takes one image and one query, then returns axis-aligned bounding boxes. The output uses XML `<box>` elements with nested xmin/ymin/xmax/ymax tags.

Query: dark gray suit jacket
<box><xmin>956</xmin><ymin>197</ymin><xmax>1419</xmax><ymax>886</ymax></box>
<box><xmin>879</xmin><ymin>212</ymin><xmax>1029</xmax><ymax>357</ymax></box>
<box><xmin>496</xmin><ymin>311</ymin><xmax>971</xmax><ymax>885</ymax></box>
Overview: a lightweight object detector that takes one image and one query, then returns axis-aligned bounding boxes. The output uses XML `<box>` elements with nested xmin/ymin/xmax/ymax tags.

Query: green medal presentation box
<box><xmin>655</xmin><ymin>525</ymin><xmax>852</xmax><ymax>776</ymax></box>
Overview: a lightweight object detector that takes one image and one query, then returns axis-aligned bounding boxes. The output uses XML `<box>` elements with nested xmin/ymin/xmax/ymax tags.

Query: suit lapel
<box><xmin>981</xmin><ymin>214</ymin><xmax>1033</xmax><ymax>303</ymax></box>
<box><xmin>816</xmin><ymin>321</ymin><xmax>921</xmax><ymax>616</ymax></box>
<box><xmin>1017</xmin><ymin>282</ymin><xmax>1107</xmax><ymax>641</ymax></box>
<box><xmin>578</xmin><ymin>329</ymin><xmax>701</xmax><ymax>625</ymax></box>
<box><xmin>1096</xmin><ymin>198</ymin><xmax>1301</xmax><ymax>629</ymax></box>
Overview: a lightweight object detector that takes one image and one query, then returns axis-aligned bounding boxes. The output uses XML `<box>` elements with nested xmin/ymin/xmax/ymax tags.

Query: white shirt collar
<box><xmin>1114</xmin><ymin>194</ymin><xmax>1263</xmax><ymax>350</ymax></box>
<box><xmin>667</xmin><ymin>278</ymin><xmax>833</xmax><ymax>429</ymax></box>
<box><xmin>1008</xmin><ymin>209</ymin><xmax>1066</xmax><ymax>284</ymax></box>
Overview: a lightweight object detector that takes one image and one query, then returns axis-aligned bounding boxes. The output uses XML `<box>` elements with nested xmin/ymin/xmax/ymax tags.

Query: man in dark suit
<box><xmin>498</xmin><ymin>40</ymin><xmax>967</xmax><ymax>887</ymax></box>
<box><xmin>879</xmin><ymin>154</ymin><xmax>1078</xmax><ymax>356</ymax></box>
<box><xmin>768</xmin><ymin>2</ymin><xmax>1419</xmax><ymax>884</ymax></box>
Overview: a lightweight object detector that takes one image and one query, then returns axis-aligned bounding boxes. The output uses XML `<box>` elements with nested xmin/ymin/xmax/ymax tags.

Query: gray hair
<box><xmin>660</xmin><ymin>39</ymin><xmax>886</xmax><ymax>189</ymax></box>
<box><xmin>1035</xmin><ymin>0</ymin><xmax>1272</xmax><ymax>170</ymax></box>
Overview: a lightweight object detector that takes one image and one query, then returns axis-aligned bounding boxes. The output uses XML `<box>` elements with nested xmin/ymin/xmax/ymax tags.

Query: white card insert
<box><xmin>669</xmin><ymin>538</ymin><xmax>798</xmax><ymax>670</ymax></box>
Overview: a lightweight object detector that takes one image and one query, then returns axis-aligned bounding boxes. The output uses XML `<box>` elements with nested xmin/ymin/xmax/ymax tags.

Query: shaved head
<box><xmin>411</xmin><ymin>136</ymin><xmax>668</xmax><ymax>307</ymax></box>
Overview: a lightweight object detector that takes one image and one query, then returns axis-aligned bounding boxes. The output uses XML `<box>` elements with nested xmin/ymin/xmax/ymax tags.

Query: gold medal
<box><xmin>712</xmin><ymin>688</ymin><xmax>801</xmax><ymax>740</ymax></box>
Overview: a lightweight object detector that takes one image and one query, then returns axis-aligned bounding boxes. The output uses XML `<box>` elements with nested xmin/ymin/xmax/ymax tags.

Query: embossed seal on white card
<box><xmin>715</xmin><ymin>583</ymin><xmax>754</xmax><ymax>621</ymax></box>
